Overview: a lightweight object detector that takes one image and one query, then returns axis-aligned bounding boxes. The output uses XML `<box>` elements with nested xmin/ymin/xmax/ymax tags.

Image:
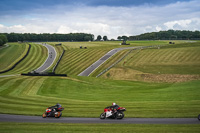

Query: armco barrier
<box><xmin>21</xmin><ymin>72</ymin><xmax>67</xmax><ymax>77</ymax></box>
<box><xmin>0</xmin><ymin>44</ymin><xmax>31</xmax><ymax>74</ymax></box>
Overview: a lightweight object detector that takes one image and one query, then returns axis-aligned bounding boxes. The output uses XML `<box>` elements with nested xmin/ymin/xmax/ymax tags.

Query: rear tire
<box><xmin>55</xmin><ymin>112</ymin><xmax>62</xmax><ymax>118</ymax></box>
<box><xmin>100</xmin><ymin>113</ymin><xmax>106</xmax><ymax>119</ymax></box>
<box><xmin>198</xmin><ymin>114</ymin><xmax>200</xmax><ymax>121</ymax></box>
<box><xmin>42</xmin><ymin>113</ymin><xmax>47</xmax><ymax>118</ymax></box>
<box><xmin>116</xmin><ymin>112</ymin><xmax>124</xmax><ymax>119</ymax></box>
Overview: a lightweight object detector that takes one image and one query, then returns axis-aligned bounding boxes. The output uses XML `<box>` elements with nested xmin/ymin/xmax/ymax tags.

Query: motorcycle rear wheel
<box><xmin>100</xmin><ymin>113</ymin><xmax>106</xmax><ymax>119</ymax></box>
<box><xmin>42</xmin><ymin>113</ymin><xmax>47</xmax><ymax>118</ymax></box>
<box><xmin>116</xmin><ymin>112</ymin><xmax>124</xmax><ymax>119</ymax></box>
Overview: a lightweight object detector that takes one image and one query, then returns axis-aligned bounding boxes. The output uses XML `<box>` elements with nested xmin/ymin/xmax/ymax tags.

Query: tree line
<box><xmin>96</xmin><ymin>35</ymin><xmax>108</xmax><ymax>41</ymax></box>
<box><xmin>0</xmin><ymin>33</ymin><xmax>94</xmax><ymax>42</ymax></box>
<box><xmin>0</xmin><ymin>35</ymin><xmax>8</xmax><ymax>46</ymax></box>
<box><xmin>129</xmin><ymin>30</ymin><xmax>200</xmax><ymax>40</ymax></box>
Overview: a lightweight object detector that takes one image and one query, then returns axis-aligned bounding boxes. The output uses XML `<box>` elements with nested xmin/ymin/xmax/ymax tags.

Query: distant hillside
<box><xmin>129</xmin><ymin>30</ymin><xmax>200</xmax><ymax>40</ymax></box>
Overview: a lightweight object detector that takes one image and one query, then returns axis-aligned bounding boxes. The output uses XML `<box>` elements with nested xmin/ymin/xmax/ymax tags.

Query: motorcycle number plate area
<box><xmin>106</xmin><ymin>111</ymin><xmax>112</xmax><ymax>117</ymax></box>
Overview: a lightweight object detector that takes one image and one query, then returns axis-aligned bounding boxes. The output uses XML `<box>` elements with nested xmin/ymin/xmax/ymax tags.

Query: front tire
<box><xmin>198</xmin><ymin>114</ymin><xmax>200</xmax><ymax>121</ymax></box>
<box><xmin>100</xmin><ymin>113</ymin><xmax>106</xmax><ymax>119</ymax></box>
<box><xmin>116</xmin><ymin>112</ymin><xmax>124</xmax><ymax>119</ymax></box>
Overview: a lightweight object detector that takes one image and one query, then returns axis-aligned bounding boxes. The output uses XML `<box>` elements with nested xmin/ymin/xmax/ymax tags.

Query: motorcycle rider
<box><xmin>50</xmin><ymin>103</ymin><xmax>62</xmax><ymax>113</ymax></box>
<box><xmin>109</xmin><ymin>103</ymin><xmax>120</xmax><ymax>114</ymax></box>
<box><xmin>55</xmin><ymin>103</ymin><xmax>62</xmax><ymax>109</ymax></box>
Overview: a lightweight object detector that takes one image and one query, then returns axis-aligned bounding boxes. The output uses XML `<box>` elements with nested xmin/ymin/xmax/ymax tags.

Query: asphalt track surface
<box><xmin>34</xmin><ymin>43</ymin><xmax>56</xmax><ymax>73</ymax></box>
<box><xmin>0</xmin><ymin>114</ymin><xmax>199</xmax><ymax>124</ymax></box>
<box><xmin>78</xmin><ymin>47</ymin><xmax>139</xmax><ymax>76</ymax></box>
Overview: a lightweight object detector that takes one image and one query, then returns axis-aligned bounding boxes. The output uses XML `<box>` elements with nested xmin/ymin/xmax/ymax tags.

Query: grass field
<box><xmin>0</xmin><ymin>75</ymin><xmax>199</xmax><ymax>118</ymax></box>
<box><xmin>0</xmin><ymin>43</ymin><xmax>48</xmax><ymax>75</ymax></box>
<box><xmin>53</xmin><ymin>42</ymin><xmax>119</xmax><ymax>75</ymax></box>
<box><xmin>50</xmin><ymin>40</ymin><xmax>170</xmax><ymax>76</ymax></box>
<box><xmin>0</xmin><ymin>43</ymin><xmax>27</xmax><ymax>71</ymax></box>
<box><xmin>0</xmin><ymin>41</ymin><xmax>200</xmax><ymax>132</ymax></box>
<box><xmin>102</xmin><ymin>41</ymin><xmax>200</xmax><ymax>82</ymax></box>
<box><xmin>0</xmin><ymin>123</ymin><xmax>200</xmax><ymax>133</ymax></box>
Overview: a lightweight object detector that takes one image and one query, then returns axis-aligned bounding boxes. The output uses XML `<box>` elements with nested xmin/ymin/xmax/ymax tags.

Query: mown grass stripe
<box><xmin>0</xmin><ymin>43</ymin><xmax>26</xmax><ymax>71</ymax></box>
<box><xmin>2</xmin><ymin>43</ymin><xmax>48</xmax><ymax>74</ymax></box>
<box><xmin>0</xmin><ymin>44</ymin><xmax>30</xmax><ymax>73</ymax></box>
<box><xmin>64</xmin><ymin>50</ymin><xmax>107</xmax><ymax>75</ymax></box>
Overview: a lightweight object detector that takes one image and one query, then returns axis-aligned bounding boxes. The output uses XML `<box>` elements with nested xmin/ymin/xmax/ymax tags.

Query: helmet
<box><xmin>112</xmin><ymin>103</ymin><xmax>116</xmax><ymax>105</ymax></box>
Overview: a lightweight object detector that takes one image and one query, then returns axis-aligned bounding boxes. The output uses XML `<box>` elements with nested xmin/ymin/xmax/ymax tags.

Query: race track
<box><xmin>78</xmin><ymin>47</ymin><xmax>139</xmax><ymax>76</ymax></box>
<box><xmin>34</xmin><ymin>43</ymin><xmax>57</xmax><ymax>73</ymax></box>
<box><xmin>0</xmin><ymin>114</ymin><xmax>199</xmax><ymax>124</ymax></box>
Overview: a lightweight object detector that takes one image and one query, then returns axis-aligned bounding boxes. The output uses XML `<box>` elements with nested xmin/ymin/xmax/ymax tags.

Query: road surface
<box><xmin>34</xmin><ymin>43</ymin><xmax>57</xmax><ymax>73</ymax></box>
<box><xmin>78</xmin><ymin>47</ymin><xmax>139</xmax><ymax>76</ymax></box>
<box><xmin>0</xmin><ymin>114</ymin><xmax>199</xmax><ymax>124</ymax></box>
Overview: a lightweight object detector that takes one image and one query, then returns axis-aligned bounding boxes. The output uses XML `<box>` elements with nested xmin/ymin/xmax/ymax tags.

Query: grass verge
<box><xmin>0</xmin><ymin>123</ymin><xmax>199</xmax><ymax>133</ymax></box>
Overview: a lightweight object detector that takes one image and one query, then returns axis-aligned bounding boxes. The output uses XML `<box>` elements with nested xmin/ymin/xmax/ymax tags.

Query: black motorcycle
<box><xmin>198</xmin><ymin>114</ymin><xmax>200</xmax><ymax>121</ymax></box>
<box><xmin>42</xmin><ymin>106</ymin><xmax>64</xmax><ymax>118</ymax></box>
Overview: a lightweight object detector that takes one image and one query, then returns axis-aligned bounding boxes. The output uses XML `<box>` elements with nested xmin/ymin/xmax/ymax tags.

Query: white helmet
<box><xmin>112</xmin><ymin>103</ymin><xmax>116</xmax><ymax>105</ymax></box>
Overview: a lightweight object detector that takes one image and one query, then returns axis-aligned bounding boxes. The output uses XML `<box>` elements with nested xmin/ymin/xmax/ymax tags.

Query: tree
<box><xmin>117</xmin><ymin>36</ymin><xmax>122</xmax><ymax>40</ymax></box>
<box><xmin>84</xmin><ymin>36</ymin><xmax>91</xmax><ymax>41</ymax></box>
<box><xmin>0</xmin><ymin>33</ymin><xmax>94</xmax><ymax>42</ymax></box>
<box><xmin>0</xmin><ymin>35</ymin><xmax>8</xmax><ymax>46</ymax></box>
<box><xmin>128</xmin><ymin>30</ymin><xmax>200</xmax><ymax>40</ymax></box>
<box><xmin>103</xmin><ymin>36</ymin><xmax>108</xmax><ymax>41</ymax></box>
<box><xmin>121</xmin><ymin>36</ymin><xmax>129</xmax><ymax>41</ymax></box>
<box><xmin>0</xmin><ymin>39</ymin><xmax>3</xmax><ymax>46</ymax></box>
<box><xmin>97</xmin><ymin>35</ymin><xmax>102</xmax><ymax>41</ymax></box>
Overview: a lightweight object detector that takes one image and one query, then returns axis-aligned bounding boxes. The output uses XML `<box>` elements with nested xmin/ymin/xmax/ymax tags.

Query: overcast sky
<box><xmin>0</xmin><ymin>0</ymin><xmax>199</xmax><ymax>39</ymax></box>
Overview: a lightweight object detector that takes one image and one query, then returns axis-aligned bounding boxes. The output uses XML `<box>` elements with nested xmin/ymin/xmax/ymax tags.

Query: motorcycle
<box><xmin>100</xmin><ymin>106</ymin><xmax>126</xmax><ymax>119</ymax></box>
<box><xmin>42</xmin><ymin>106</ymin><xmax>64</xmax><ymax>118</ymax></box>
<box><xmin>198</xmin><ymin>114</ymin><xmax>200</xmax><ymax>121</ymax></box>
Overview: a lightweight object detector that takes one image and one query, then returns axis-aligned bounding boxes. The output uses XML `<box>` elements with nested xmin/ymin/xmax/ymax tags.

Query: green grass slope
<box><xmin>54</xmin><ymin>41</ymin><xmax>122</xmax><ymax>75</ymax></box>
<box><xmin>56</xmin><ymin>48</ymin><xmax>111</xmax><ymax>75</ymax></box>
<box><xmin>102</xmin><ymin>41</ymin><xmax>200</xmax><ymax>82</ymax></box>
<box><xmin>54</xmin><ymin>41</ymin><xmax>169</xmax><ymax>76</ymax></box>
<box><xmin>0</xmin><ymin>43</ymin><xmax>27</xmax><ymax>71</ymax></box>
<box><xmin>0</xmin><ymin>43</ymin><xmax>48</xmax><ymax>75</ymax></box>
<box><xmin>0</xmin><ymin>75</ymin><xmax>199</xmax><ymax>118</ymax></box>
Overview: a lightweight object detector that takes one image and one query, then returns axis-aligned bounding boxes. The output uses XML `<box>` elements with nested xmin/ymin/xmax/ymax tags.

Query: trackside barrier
<box><xmin>21</xmin><ymin>72</ymin><xmax>67</xmax><ymax>77</ymax></box>
<box><xmin>0</xmin><ymin>44</ymin><xmax>31</xmax><ymax>74</ymax></box>
<box><xmin>96</xmin><ymin>44</ymin><xmax>168</xmax><ymax>77</ymax></box>
<box><xmin>52</xmin><ymin>46</ymin><xmax>65</xmax><ymax>72</ymax></box>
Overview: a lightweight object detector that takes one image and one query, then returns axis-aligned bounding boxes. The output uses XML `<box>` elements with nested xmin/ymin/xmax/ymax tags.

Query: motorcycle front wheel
<box><xmin>100</xmin><ymin>113</ymin><xmax>106</xmax><ymax>119</ymax></box>
<box><xmin>116</xmin><ymin>112</ymin><xmax>124</xmax><ymax>119</ymax></box>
